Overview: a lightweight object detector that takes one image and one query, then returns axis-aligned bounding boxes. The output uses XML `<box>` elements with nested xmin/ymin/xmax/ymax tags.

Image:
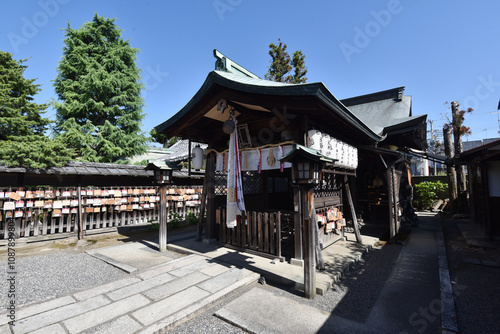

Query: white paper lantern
<box><xmin>308</xmin><ymin>130</ymin><xmax>322</xmax><ymax>151</ymax></box>
<box><xmin>321</xmin><ymin>133</ymin><xmax>330</xmax><ymax>157</ymax></box>
<box><xmin>329</xmin><ymin>137</ymin><xmax>337</xmax><ymax>160</ymax></box>
<box><xmin>192</xmin><ymin>145</ymin><xmax>204</xmax><ymax>170</ymax></box>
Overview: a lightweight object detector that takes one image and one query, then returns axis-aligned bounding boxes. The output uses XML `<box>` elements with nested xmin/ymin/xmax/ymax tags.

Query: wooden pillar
<box><xmin>386</xmin><ymin>166</ymin><xmax>395</xmax><ymax>239</ymax></box>
<box><xmin>391</xmin><ymin>167</ymin><xmax>400</xmax><ymax>234</ymax></box>
<box><xmin>205</xmin><ymin>152</ymin><xmax>217</xmax><ymax>241</ymax></box>
<box><xmin>159</xmin><ymin>184</ymin><xmax>167</xmax><ymax>252</ymax></box>
<box><xmin>303</xmin><ymin>186</ymin><xmax>316</xmax><ymax>299</ymax></box>
<box><xmin>344</xmin><ymin>175</ymin><xmax>362</xmax><ymax>244</ymax></box>
<box><xmin>196</xmin><ymin>164</ymin><xmax>209</xmax><ymax>241</ymax></box>
<box><xmin>293</xmin><ymin>186</ymin><xmax>303</xmax><ymax>261</ymax></box>
<box><xmin>188</xmin><ymin>139</ymin><xmax>192</xmax><ymax>177</ymax></box>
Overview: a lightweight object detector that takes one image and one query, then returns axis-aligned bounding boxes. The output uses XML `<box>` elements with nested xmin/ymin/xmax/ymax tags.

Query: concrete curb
<box><xmin>436</xmin><ymin>230</ymin><xmax>459</xmax><ymax>333</ymax></box>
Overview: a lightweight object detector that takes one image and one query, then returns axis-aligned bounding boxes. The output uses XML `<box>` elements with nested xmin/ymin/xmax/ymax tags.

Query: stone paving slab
<box><xmin>80</xmin><ymin>315</ymin><xmax>142</xmax><ymax>334</ymax></box>
<box><xmin>106</xmin><ymin>272</ymin><xmax>175</xmax><ymax>301</ymax></box>
<box><xmin>136</xmin><ymin>254</ymin><xmax>205</xmax><ymax>280</ymax></box>
<box><xmin>86</xmin><ymin>242</ymin><xmax>180</xmax><ymax>273</ymax></box>
<box><xmin>63</xmin><ymin>294</ymin><xmax>150</xmax><ymax>333</ymax></box>
<box><xmin>16</xmin><ymin>295</ymin><xmax>111</xmax><ymax>333</ymax></box>
<box><xmin>215</xmin><ymin>287</ymin><xmax>332</xmax><ymax>334</ymax></box>
<box><xmin>30</xmin><ymin>323</ymin><xmax>67</xmax><ymax>334</ymax></box>
<box><xmin>73</xmin><ymin>276</ymin><xmax>142</xmax><ymax>301</ymax></box>
<box><xmin>143</xmin><ymin>271</ymin><xmax>210</xmax><ymax>301</ymax></box>
<box><xmin>133</xmin><ymin>286</ymin><xmax>211</xmax><ymax>326</ymax></box>
<box><xmin>0</xmin><ymin>295</ymin><xmax>76</xmax><ymax>326</ymax></box>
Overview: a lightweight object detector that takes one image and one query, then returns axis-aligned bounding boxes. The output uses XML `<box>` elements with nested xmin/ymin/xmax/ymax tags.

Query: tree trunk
<box><xmin>451</xmin><ymin>101</ymin><xmax>467</xmax><ymax>213</ymax></box>
<box><xmin>444</xmin><ymin>126</ymin><xmax>457</xmax><ymax>211</ymax></box>
<box><xmin>451</xmin><ymin>101</ymin><xmax>467</xmax><ymax>192</ymax></box>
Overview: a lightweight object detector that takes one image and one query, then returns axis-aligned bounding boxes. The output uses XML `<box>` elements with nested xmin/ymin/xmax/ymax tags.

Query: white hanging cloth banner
<box><xmin>226</xmin><ymin>117</ymin><xmax>246</xmax><ymax>228</ymax></box>
<box><xmin>216</xmin><ymin>145</ymin><xmax>293</xmax><ymax>172</ymax></box>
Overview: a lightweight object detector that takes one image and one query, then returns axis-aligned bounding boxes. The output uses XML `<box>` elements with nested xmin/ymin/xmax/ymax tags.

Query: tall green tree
<box><xmin>264</xmin><ymin>39</ymin><xmax>308</xmax><ymax>84</ymax></box>
<box><xmin>0</xmin><ymin>51</ymin><xmax>72</xmax><ymax>168</ymax></box>
<box><xmin>53</xmin><ymin>14</ymin><xmax>147</xmax><ymax>163</ymax></box>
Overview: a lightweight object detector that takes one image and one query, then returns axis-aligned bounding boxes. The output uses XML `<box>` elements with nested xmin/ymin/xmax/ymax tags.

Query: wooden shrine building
<box><xmin>155</xmin><ymin>50</ymin><xmax>427</xmax><ymax>277</ymax></box>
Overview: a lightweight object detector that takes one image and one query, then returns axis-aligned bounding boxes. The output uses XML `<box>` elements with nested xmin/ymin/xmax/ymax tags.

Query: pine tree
<box><xmin>53</xmin><ymin>14</ymin><xmax>147</xmax><ymax>163</ymax></box>
<box><xmin>265</xmin><ymin>38</ymin><xmax>292</xmax><ymax>83</ymax></box>
<box><xmin>289</xmin><ymin>50</ymin><xmax>308</xmax><ymax>84</ymax></box>
<box><xmin>265</xmin><ymin>39</ymin><xmax>308</xmax><ymax>84</ymax></box>
<box><xmin>0</xmin><ymin>51</ymin><xmax>72</xmax><ymax>168</ymax></box>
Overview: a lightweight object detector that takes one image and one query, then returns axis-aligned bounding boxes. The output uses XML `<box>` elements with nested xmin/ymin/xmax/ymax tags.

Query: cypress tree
<box><xmin>53</xmin><ymin>14</ymin><xmax>147</xmax><ymax>163</ymax></box>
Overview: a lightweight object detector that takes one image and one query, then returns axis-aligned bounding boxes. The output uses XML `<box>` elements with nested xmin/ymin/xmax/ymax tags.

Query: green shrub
<box><xmin>168</xmin><ymin>211</ymin><xmax>184</xmax><ymax>230</ymax></box>
<box><xmin>186</xmin><ymin>211</ymin><xmax>198</xmax><ymax>225</ymax></box>
<box><xmin>413</xmin><ymin>181</ymin><xmax>448</xmax><ymax>210</ymax></box>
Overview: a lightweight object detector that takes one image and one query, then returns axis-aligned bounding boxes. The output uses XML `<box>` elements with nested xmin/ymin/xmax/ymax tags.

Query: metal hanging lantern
<box><xmin>223</xmin><ymin>119</ymin><xmax>235</xmax><ymax>134</ymax></box>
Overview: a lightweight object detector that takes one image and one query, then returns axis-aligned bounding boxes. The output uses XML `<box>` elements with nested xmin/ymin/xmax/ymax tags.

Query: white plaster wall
<box><xmin>487</xmin><ymin>161</ymin><xmax>500</xmax><ymax>197</ymax></box>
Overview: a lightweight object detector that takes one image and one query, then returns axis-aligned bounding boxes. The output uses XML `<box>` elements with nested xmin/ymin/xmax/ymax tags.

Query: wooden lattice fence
<box><xmin>0</xmin><ymin>185</ymin><xmax>203</xmax><ymax>240</ymax></box>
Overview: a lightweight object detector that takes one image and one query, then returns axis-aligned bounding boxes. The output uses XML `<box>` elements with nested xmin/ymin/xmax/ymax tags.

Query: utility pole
<box><xmin>428</xmin><ymin>120</ymin><xmax>437</xmax><ymax>175</ymax></box>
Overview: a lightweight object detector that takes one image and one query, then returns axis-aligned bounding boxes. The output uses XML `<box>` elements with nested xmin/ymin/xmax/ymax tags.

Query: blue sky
<box><xmin>2</xmin><ymin>0</ymin><xmax>500</xmax><ymax>144</ymax></box>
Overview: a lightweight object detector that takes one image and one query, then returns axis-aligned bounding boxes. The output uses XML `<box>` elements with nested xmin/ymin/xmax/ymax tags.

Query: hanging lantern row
<box><xmin>307</xmin><ymin>130</ymin><xmax>358</xmax><ymax>169</ymax></box>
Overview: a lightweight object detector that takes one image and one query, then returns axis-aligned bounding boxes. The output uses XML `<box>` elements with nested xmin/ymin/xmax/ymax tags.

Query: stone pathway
<box><xmin>0</xmin><ymin>254</ymin><xmax>258</xmax><ymax>334</ymax></box>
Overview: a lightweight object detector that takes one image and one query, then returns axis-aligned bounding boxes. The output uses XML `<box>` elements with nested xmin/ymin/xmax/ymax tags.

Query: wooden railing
<box><xmin>0</xmin><ymin>186</ymin><xmax>203</xmax><ymax>240</ymax></box>
<box><xmin>217</xmin><ymin>208</ymin><xmax>282</xmax><ymax>258</ymax></box>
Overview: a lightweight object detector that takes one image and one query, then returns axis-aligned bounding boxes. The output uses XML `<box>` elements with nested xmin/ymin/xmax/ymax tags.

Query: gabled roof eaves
<box><xmin>346</xmin><ymin>95</ymin><xmax>413</xmax><ymax>135</ymax></box>
<box><xmin>155</xmin><ymin>70</ymin><xmax>382</xmax><ymax>143</ymax></box>
<box><xmin>341</xmin><ymin>87</ymin><xmax>406</xmax><ymax>106</ymax></box>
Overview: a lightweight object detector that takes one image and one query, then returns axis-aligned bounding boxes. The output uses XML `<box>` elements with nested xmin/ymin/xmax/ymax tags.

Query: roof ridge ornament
<box><xmin>213</xmin><ymin>49</ymin><xmax>260</xmax><ymax>79</ymax></box>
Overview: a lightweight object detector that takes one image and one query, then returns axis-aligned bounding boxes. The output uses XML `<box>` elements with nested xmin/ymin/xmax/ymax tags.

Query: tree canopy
<box><xmin>0</xmin><ymin>51</ymin><xmax>72</xmax><ymax>168</ymax></box>
<box><xmin>53</xmin><ymin>13</ymin><xmax>147</xmax><ymax>163</ymax></box>
<box><xmin>265</xmin><ymin>39</ymin><xmax>308</xmax><ymax>84</ymax></box>
<box><xmin>149</xmin><ymin>128</ymin><xmax>178</xmax><ymax>148</ymax></box>
<box><xmin>444</xmin><ymin>101</ymin><xmax>473</xmax><ymax>136</ymax></box>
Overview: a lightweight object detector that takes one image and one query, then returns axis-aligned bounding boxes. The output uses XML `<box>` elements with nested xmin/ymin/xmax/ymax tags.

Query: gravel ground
<box><xmin>442</xmin><ymin>217</ymin><xmax>500</xmax><ymax>334</ymax></box>
<box><xmin>170</xmin><ymin>240</ymin><xmax>403</xmax><ymax>333</ymax></box>
<box><xmin>0</xmin><ymin>252</ymin><xmax>127</xmax><ymax>307</ymax></box>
